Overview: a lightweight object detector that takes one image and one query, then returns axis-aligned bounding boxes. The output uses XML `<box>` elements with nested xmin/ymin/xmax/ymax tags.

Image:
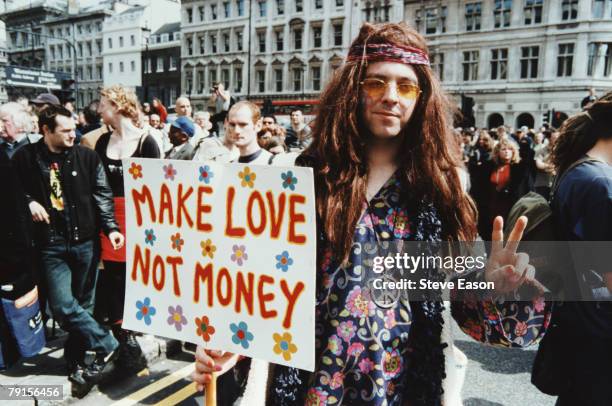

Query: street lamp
<box><xmin>5</xmin><ymin>27</ymin><xmax>79</xmax><ymax>107</ymax></box>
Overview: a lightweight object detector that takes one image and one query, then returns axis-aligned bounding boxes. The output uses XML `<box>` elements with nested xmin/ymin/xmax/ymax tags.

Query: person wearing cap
<box><xmin>166</xmin><ymin>116</ymin><xmax>196</xmax><ymax>160</ymax></box>
<box><xmin>30</xmin><ymin>93</ymin><xmax>61</xmax><ymax>113</ymax></box>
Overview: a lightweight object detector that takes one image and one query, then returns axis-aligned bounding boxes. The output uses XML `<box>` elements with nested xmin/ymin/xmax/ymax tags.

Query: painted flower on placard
<box><xmin>163</xmin><ymin>163</ymin><xmax>177</xmax><ymax>181</ymax></box>
<box><xmin>135</xmin><ymin>297</ymin><xmax>156</xmax><ymax>326</ymax></box>
<box><xmin>326</xmin><ymin>334</ymin><xmax>343</xmax><ymax>356</ymax></box>
<box><xmin>381</xmin><ymin>347</ymin><xmax>403</xmax><ymax>379</ymax></box>
<box><xmin>273</xmin><ymin>332</ymin><xmax>298</xmax><ymax>361</ymax></box>
<box><xmin>337</xmin><ymin>320</ymin><xmax>356</xmax><ymax>343</ymax></box>
<box><xmin>200</xmin><ymin>239</ymin><xmax>216</xmax><ymax>259</ymax></box>
<box><xmin>275</xmin><ymin>251</ymin><xmax>294</xmax><ymax>272</ymax></box>
<box><xmin>171</xmin><ymin>232</ymin><xmax>184</xmax><ymax>252</ymax></box>
<box><xmin>230</xmin><ymin>321</ymin><xmax>254</xmax><ymax>349</ymax></box>
<box><xmin>195</xmin><ymin>315</ymin><xmax>216</xmax><ymax>342</ymax></box>
<box><xmin>144</xmin><ymin>229</ymin><xmax>156</xmax><ymax>246</ymax></box>
<box><xmin>281</xmin><ymin>170</ymin><xmax>298</xmax><ymax>191</ymax></box>
<box><xmin>167</xmin><ymin>305</ymin><xmax>187</xmax><ymax>331</ymax></box>
<box><xmin>358</xmin><ymin>357</ymin><xmax>375</xmax><ymax>374</ymax></box>
<box><xmin>199</xmin><ymin>165</ymin><xmax>214</xmax><ymax>184</ymax></box>
<box><xmin>128</xmin><ymin>162</ymin><xmax>143</xmax><ymax>180</ymax></box>
<box><xmin>231</xmin><ymin>245</ymin><xmax>248</xmax><ymax>266</ymax></box>
<box><xmin>238</xmin><ymin>166</ymin><xmax>256</xmax><ymax>188</ymax></box>
<box><xmin>305</xmin><ymin>388</ymin><xmax>328</xmax><ymax>406</ymax></box>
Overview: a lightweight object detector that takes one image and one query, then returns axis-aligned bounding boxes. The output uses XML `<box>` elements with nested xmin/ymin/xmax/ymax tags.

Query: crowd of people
<box><xmin>0</xmin><ymin>21</ymin><xmax>610</xmax><ymax>406</ymax></box>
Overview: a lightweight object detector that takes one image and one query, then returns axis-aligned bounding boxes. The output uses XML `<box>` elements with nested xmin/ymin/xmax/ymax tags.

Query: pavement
<box><xmin>0</xmin><ymin>323</ymin><xmax>183</xmax><ymax>406</ymax></box>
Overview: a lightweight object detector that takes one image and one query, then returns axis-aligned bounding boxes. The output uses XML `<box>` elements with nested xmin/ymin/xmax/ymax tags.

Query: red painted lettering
<box><xmin>176</xmin><ymin>184</ymin><xmax>194</xmax><ymax>228</ymax></box>
<box><xmin>132</xmin><ymin>186</ymin><xmax>155</xmax><ymax>226</ymax></box>
<box><xmin>288</xmin><ymin>195</ymin><xmax>307</xmax><ymax>244</ymax></box>
<box><xmin>225</xmin><ymin>186</ymin><xmax>246</xmax><ymax>237</ymax></box>
<box><xmin>280</xmin><ymin>280</ymin><xmax>305</xmax><ymax>329</ymax></box>
<box><xmin>257</xmin><ymin>275</ymin><xmax>277</xmax><ymax>319</ymax></box>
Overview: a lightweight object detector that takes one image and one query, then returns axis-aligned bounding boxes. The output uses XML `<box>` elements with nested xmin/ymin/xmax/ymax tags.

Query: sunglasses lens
<box><xmin>362</xmin><ymin>79</ymin><xmax>386</xmax><ymax>97</ymax></box>
<box><xmin>398</xmin><ymin>83</ymin><xmax>420</xmax><ymax>100</ymax></box>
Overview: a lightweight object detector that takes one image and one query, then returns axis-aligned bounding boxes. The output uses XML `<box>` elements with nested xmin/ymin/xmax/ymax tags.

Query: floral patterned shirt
<box><xmin>304</xmin><ymin>175</ymin><xmax>551</xmax><ymax>405</ymax></box>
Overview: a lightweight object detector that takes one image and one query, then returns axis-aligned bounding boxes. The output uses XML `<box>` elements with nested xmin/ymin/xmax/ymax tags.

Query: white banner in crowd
<box><xmin>122</xmin><ymin>158</ymin><xmax>316</xmax><ymax>371</ymax></box>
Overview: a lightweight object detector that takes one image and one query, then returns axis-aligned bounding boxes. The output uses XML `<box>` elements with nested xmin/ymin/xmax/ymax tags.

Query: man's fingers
<box><xmin>506</xmin><ymin>216</ymin><xmax>528</xmax><ymax>254</ymax></box>
<box><xmin>513</xmin><ymin>252</ymin><xmax>530</xmax><ymax>275</ymax></box>
<box><xmin>490</xmin><ymin>216</ymin><xmax>504</xmax><ymax>254</ymax></box>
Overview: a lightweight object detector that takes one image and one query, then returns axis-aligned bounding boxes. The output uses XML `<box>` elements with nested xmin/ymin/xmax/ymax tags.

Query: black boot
<box><xmin>112</xmin><ymin>326</ymin><xmax>147</xmax><ymax>376</ymax></box>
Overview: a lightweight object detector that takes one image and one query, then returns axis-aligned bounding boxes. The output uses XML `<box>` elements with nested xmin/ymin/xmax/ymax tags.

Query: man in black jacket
<box><xmin>12</xmin><ymin>105</ymin><xmax>124</xmax><ymax>390</ymax></box>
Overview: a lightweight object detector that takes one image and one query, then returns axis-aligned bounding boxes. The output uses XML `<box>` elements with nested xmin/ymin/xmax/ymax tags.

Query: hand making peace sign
<box><xmin>485</xmin><ymin>216</ymin><xmax>546</xmax><ymax>297</ymax></box>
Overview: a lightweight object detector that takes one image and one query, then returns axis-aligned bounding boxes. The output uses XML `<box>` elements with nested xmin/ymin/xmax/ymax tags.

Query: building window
<box><xmin>77</xmin><ymin>25</ymin><xmax>82</xmax><ymax>35</ymax></box>
<box><xmin>187</xmin><ymin>7</ymin><xmax>193</xmax><ymax>23</ymax></box>
<box><xmin>296</xmin><ymin>0</ymin><xmax>303</xmax><ymax>12</ymax></box>
<box><xmin>258</xmin><ymin>0</ymin><xmax>267</xmax><ymax>17</ymax></box>
<box><xmin>186</xmin><ymin>73</ymin><xmax>193</xmax><ymax>94</ymax></box>
<box><xmin>196</xmin><ymin>70</ymin><xmax>204</xmax><ymax>93</ymax></box>
<box><xmin>86</xmin><ymin>42</ymin><xmax>92</xmax><ymax>56</ymax></box>
<box><xmin>424</xmin><ymin>7</ymin><xmax>447</xmax><ymax>34</ymax></box>
<box><xmin>222</xmin><ymin>68</ymin><xmax>230</xmax><ymax>89</ymax></box>
<box><xmin>561</xmin><ymin>0</ymin><xmax>578</xmax><ymax>20</ymax></box>
<box><xmin>311</xmin><ymin>66</ymin><xmax>321</xmax><ymax>90</ymax></box>
<box><xmin>275</xmin><ymin>68</ymin><xmax>283</xmax><ymax>91</ymax></box>
<box><xmin>131</xmin><ymin>60</ymin><xmax>136</xmax><ymax>72</ymax></box>
<box><xmin>276</xmin><ymin>0</ymin><xmax>284</xmax><ymax>15</ymax></box>
<box><xmin>77</xmin><ymin>43</ymin><xmax>83</xmax><ymax>57</ymax></box>
<box><xmin>257</xmin><ymin>70</ymin><xmax>265</xmax><ymax>92</ymax></box>
<box><xmin>524</xmin><ymin>0</ymin><xmax>543</xmax><ymax>24</ymax></box>
<box><xmin>209</xmin><ymin>68</ymin><xmax>217</xmax><ymax>87</ymax></box>
<box><xmin>87</xmin><ymin>66</ymin><xmax>92</xmax><ymax>79</ymax></box>
<box><xmin>490</xmin><ymin>48</ymin><xmax>508</xmax><ymax>79</ymax></box>
<box><xmin>119</xmin><ymin>61</ymin><xmax>124</xmax><ymax>73</ymax></box>
<box><xmin>157</xmin><ymin>56</ymin><xmax>164</xmax><ymax>72</ymax></box>
<box><xmin>494</xmin><ymin>0</ymin><xmax>512</xmax><ymax>28</ymax></box>
<box><xmin>144</xmin><ymin>58</ymin><xmax>151</xmax><ymax>73</ymax></box>
<box><xmin>587</xmin><ymin>43</ymin><xmax>598</xmax><ymax>75</ymax></box>
<box><xmin>258</xmin><ymin>31</ymin><xmax>266</xmax><ymax>52</ymax></box>
<box><xmin>223</xmin><ymin>33</ymin><xmax>230</xmax><ymax>52</ymax></box>
<box><xmin>211</xmin><ymin>4</ymin><xmax>218</xmax><ymax>19</ymax></box>
<box><xmin>333</xmin><ymin>23</ymin><xmax>343</xmax><ymax>46</ymax></box>
<box><xmin>237</xmin><ymin>0</ymin><xmax>245</xmax><ymax>16</ymax></box>
<box><xmin>169</xmin><ymin>56</ymin><xmax>177</xmax><ymax>71</ymax></box>
<box><xmin>294</xmin><ymin>28</ymin><xmax>302</xmax><ymax>49</ymax></box>
<box><xmin>108</xmin><ymin>38</ymin><xmax>112</xmax><ymax>49</ymax></box>
<box><xmin>313</xmin><ymin>26</ymin><xmax>322</xmax><ymax>48</ymax></box>
<box><xmin>605</xmin><ymin>45</ymin><xmax>612</xmax><ymax>76</ymax></box>
<box><xmin>293</xmin><ymin>67</ymin><xmax>303</xmax><ymax>91</ymax></box>
<box><xmin>557</xmin><ymin>43</ymin><xmax>574</xmax><ymax>76</ymax></box>
<box><xmin>314</xmin><ymin>0</ymin><xmax>323</xmax><ymax>9</ymax></box>
<box><xmin>336</xmin><ymin>0</ymin><xmax>343</xmax><ymax>6</ymax></box>
<box><xmin>119</xmin><ymin>36</ymin><xmax>124</xmax><ymax>47</ymax></box>
<box><xmin>199</xmin><ymin>6</ymin><xmax>205</xmax><ymax>20</ymax></box>
<box><xmin>520</xmin><ymin>46</ymin><xmax>539</xmax><ymax>78</ymax></box>
<box><xmin>465</xmin><ymin>2</ymin><xmax>482</xmax><ymax>31</ymax></box>
<box><xmin>96</xmin><ymin>65</ymin><xmax>102</xmax><ymax>79</ymax></box>
<box><xmin>593</xmin><ymin>0</ymin><xmax>605</xmax><ymax>18</ymax></box>
<box><xmin>199</xmin><ymin>35</ymin><xmax>205</xmax><ymax>54</ymax></box>
<box><xmin>234</xmin><ymin>67</ymin><xmax>242</xmax><ymax>92</ymax></box>
<box><xmin>210</xmin><ymin>34</ymin><xmax>217</xmax><ymax>53</ymax></box>
<box><xmin>223</xmin><ymin>2</ymin><xmax>231</xmax><ymax>18</ymax></box>
<box><xmin>236</xmin><ymin>31</ymin><xmax>243</xmax><ymax>51</ymax></box>
<box><xmin>462</xmin><ymin>50</ymin><xmax>479</xmax><ymax>81</ymax></box>
<box><xmin>187</xmin><ymin>37</ymin><xmax>193</xmax><ymax>55</ymax></box>
<box><xmin>432</xmin><ymin>52</ymin><xmax>444</xmax><ymax>80</ymax></box>
<box><xmin>276</xmin><ymin>30</ymin><xmax>283</xmax><ymax>51</ymax></box>
<box><xmin>130</xmin><ymin>35</ymin><xmax>135</xmax><ymax>46</ymax></box>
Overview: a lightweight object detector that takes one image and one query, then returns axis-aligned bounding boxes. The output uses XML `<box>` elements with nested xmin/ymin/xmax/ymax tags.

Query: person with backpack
<box><xmin>539</xmin><ymin>92</ymin><xmax>612</xmax><ymax>405</ymax></box>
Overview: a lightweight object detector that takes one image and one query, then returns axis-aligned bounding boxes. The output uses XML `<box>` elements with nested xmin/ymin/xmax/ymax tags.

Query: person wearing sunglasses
<box><xmin>193</xmin><ymin>22</ymin><xmax>550</xmax><ymax>405</ymax></box>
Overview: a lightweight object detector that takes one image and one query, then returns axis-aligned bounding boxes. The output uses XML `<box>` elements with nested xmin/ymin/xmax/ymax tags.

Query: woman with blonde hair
<box><xmin>94</xmin><ymin>85</ymin><xmax>160</xmax><ymax>375</ymax></box>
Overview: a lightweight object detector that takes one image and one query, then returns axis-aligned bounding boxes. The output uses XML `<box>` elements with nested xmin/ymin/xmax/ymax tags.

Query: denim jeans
<box><xmin>40</xmin><ymin>239</ymin><xmax>118</xmax><ymax>363</ymax></box>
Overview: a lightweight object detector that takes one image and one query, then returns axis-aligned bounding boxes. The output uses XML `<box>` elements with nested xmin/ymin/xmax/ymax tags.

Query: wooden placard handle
<box><xmin>205</xmin><ymin>373</ymin><xmax>217</xmax><ymax>406</ymax></box>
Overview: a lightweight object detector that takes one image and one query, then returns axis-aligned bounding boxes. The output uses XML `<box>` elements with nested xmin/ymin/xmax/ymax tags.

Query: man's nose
<box><xmin>381</xmin><ymin>82</ymin><xmax>399</xmax><ymax>104</ymax></box>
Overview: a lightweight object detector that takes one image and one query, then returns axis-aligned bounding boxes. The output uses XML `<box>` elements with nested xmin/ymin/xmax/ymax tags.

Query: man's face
<box><xmin>290</xmin><ymin>111</ymin><xmax>303</xmax><ymax>126</ymax></box>
<box><xmin>360</xmin><ymin>62</ymin><xmax>419</xmax><ymax>139</ymax></box>
<box><xmin>149</xmin><ymin>115</ymin><xmax>160</xmax><ymax>128</ymax></box>
<box><xmin>0</xmin><ymin>113</ymin><xmax>18</xmax><ymax>141</ymax></box>
<box><xmin>169</xmin><ymin>126</ymin><xmax>188</xmax><ymax>146</ymax></box>
<box><xmin>227</xmin><ymin>106</ymin><xmax>261</xmax><ymax>148</ymax></box>
<box><xmin>195</xmin><ymin>114</ymin><xmax>212</xmax><ymax>131</ymax></box>
<box><xmin>176</xmin><ymin>99</ymin><xmax>192</xmax><ymax>117</ymax></box>
<box><xmin>262</xmin><ymin>117</ymin><xmax>275</xmax><ymax>132</ymax></box>
<box><xmin>44</xmin><ymin>115</ymin><xmax>76</xmax><ymax>150</ymax></box>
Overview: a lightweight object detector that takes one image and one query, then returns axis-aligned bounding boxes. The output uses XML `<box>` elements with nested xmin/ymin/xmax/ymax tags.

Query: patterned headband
<box><xmin>346</xmin><ymin>43</ymin><xmax>430</xmax><ymax>66</ymax></box>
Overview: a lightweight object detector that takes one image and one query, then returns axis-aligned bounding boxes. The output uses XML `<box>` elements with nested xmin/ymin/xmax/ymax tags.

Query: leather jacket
<box><xmin>12</xmin><ymin>140</ymin><xmax>119</xmax><ymax>246</ymax></box>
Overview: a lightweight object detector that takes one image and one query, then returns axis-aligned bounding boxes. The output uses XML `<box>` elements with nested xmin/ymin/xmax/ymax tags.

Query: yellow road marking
<box><xmin>110</xmin><ymin>363</ymin><xmax>195</xmax><ymax>406</ymax></box>
<box><xmin>152</xmin><ymin>382</ymin><xmax>198</xmax><ymax>406</ymax></box>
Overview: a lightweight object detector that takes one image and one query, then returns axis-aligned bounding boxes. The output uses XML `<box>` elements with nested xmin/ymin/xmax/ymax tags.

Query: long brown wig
<box><xmin>551</xmin><ymin>90</ymin><xmax>612</xmax><ymax>177</ymax></box>
<box><xmin>301</xmin><ymin>22</ymin><xmax>477</xmax><ymax>261</ymax></box>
